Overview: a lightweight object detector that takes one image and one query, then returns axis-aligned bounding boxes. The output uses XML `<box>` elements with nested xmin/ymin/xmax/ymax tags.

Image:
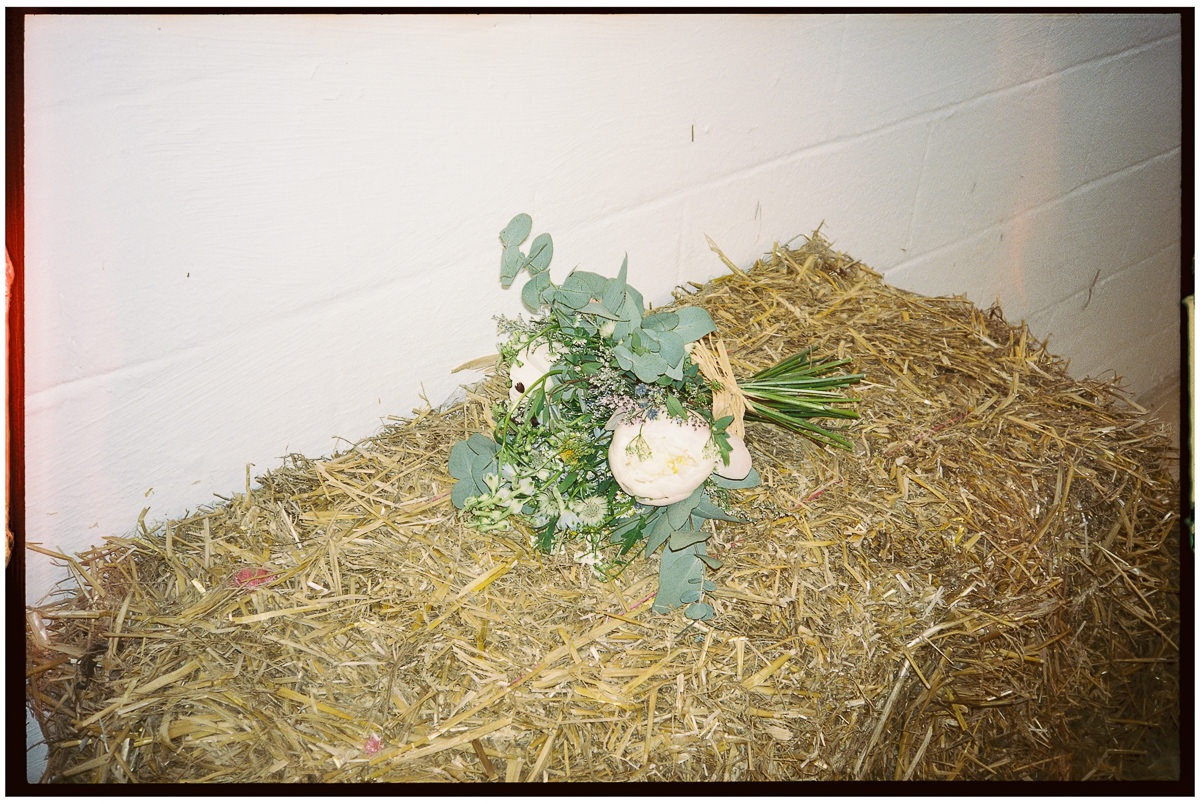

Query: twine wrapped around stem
<box><xmin>691</xmin><ymin>334</ymin><xmax>753</xmax><ymax>439</ymax></box>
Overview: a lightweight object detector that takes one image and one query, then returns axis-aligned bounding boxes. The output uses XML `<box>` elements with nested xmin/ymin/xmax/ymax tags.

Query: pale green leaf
<box><xmin>499</xmin><ymin>213</ymin><xmax>532</xmax><ymax>247</ymax></box>
<box><xmin>526</xmin><ymin>232</ymin><xmax>554</xmax><ymax>272</ymax></box>
<box><xmin>673</xmin><ymin>306</ymin><xmax>717</xmax><ymax>343</ymax></box>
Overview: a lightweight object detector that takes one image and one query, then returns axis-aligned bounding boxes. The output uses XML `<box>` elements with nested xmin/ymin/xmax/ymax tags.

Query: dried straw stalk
<box><xmin>26</xmin><ymin>234</ymin><xmax>1181</xmax><ymax>783</ymax></box>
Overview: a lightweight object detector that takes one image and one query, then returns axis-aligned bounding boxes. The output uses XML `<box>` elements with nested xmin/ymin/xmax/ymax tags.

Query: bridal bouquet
<box><xmin>449</xmin><ymin>214</ymin><xmax>862</xmax><ymax>620</ymax></box>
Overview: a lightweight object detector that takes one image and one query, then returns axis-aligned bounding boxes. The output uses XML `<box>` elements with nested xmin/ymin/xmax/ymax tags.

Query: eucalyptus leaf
<box><xmin>526</xmin><ymin>232</ymin><xmax>554</xmax><ymax>273</ymax></box>
<box><xmin>684</xmin><ymin>602</ymin><xmax>715</xmax><ymax>621</ymax></box>
<box><xmin>499</xmin><ymin>213</ymin><xmax>532</xmax><ymax>247</ymax></box>
<box><xmin>466</xmin><ymin>432</ymin><xmax>501</xmax><ymax>454</ymax></box>
<box><xmin>521</xmin><ymin>270</ymin><xmax>552</xmax><ymax>311</ymax></box>
<box><xmin>644</xmin><ymin>511</ymin><xmax>673</xmax><ymax>557</ymax></box>
<box><xmin>613</xmin><ymin>343</ymin><xmax>634</xmax><ymax>371</ymax></box>
<box><xmin>448</xmin><ymin>441</ymin><xmax>475</xmax><ymax>479</ymax></box>
<box><xmin>601</xmin><ymin>255</ymin><xmax>628</xmax><ymax>311</ymax></box>
<box><xmin>563</xmin><ymin>270</ymin><xmax>609</xmax><ymax>299</ymax></box>
<box><xmin>691</xmin><ymin>495</ymin><xmax>746</xmax><ymax>523</ymax></box>
<box><xmin>642</xmin><ymin>311</ymin><xmax>679</xmax><ymax>332</ymax></box>
<box><xmin>637</xmin><ymin>327</ymin><xmax>662</xmax><ymax>353</ymax></box>
<box><xmin>655</xmin><ymin>330</ymin><xmax>685</xmax><ymax>367</ymax></box>
<box><xmin>679</xmin><ymin>590</ymin><xmax>702</xmax><ymax>604</ymax></box>
<box><xmin>579</xmin><ymin>300</ymin><xmax>619</xmax><ymax>319</ymax></box>
<box><xmin>624</xmin><ymin>284</ymin><xmax>645</xmax><ymax>322</ymax></box>
<box><xmin>711</xmin><ymin>466</ymin><xmax>761</xmax><ymax>489</ymax></box>
<box><xmin>469</xmin><ymin>451</ymin><xmax>497</xmax><ymax>478</ymax></box>
<box><xmin>612</xmin><ymin>293</ymin><xmax>643</xmax><ymax>341</ymax></box>
<box><xmin>668</xmin><ymin>528</ymin><xmax>708</xmax><ymax>551</ymax></box>
<box><xmin>673</xmin><ymin>306</ymin><xmax>717</xmax><ymax>343</ymax></box>
<box><xmin>631</xmin><ymin>351</ymin><xmax>671</xmax><ymax>383</ymax></box>
<box><xmin>451</xmin><ymin>477</ymin><xmax>480</xmax><ymax>508</ymax></box>
<box><xmin>554</xmin><ymin>284</ymin><xmax>592</xmax><ymax>310</ymax></box>
<box><xmin>500</xmin><ymin>244</ymin><xmax>523</xmax><ymax>288</ymax></box>
<box><xmin>652</xmin><ymin>538</ymin><xmax>710</xmax><ymax>614</ymax></box>
<box><xmin>666</xmin><ymin>486</ymin><xmax>704</xmax><ymax>529</ymax></box>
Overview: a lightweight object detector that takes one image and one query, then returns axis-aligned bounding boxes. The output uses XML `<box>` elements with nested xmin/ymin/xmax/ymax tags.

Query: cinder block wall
<box><xmin>22</xmin><ymin>13</ymin><xmax>1182</xmax><ymax>605</ymax></box>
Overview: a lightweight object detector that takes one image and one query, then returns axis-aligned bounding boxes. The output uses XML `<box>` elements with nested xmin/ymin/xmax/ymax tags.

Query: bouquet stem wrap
<box><xmin>690</xmin><ymin>335</ymin><xmax>753</xmax><ymax>440</ymax></box>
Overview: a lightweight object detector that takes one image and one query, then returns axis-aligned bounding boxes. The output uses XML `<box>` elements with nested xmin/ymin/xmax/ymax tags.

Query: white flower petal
<box><xmin>714</xmin><ymin>433</ymin><xmax>752</xmax><ymax>480</ymax></box>
<box><xmin>508</xmin><ymin>339</ymin><xmax>556</xmax><ymax>404</ymax></box>
<box><xmin>607</xmin><ymin>410</ymin><xmax>714</xmax><ymax>506</ymax></box>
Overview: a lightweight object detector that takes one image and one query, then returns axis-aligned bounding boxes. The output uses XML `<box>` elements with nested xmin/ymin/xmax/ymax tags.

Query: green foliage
<box><xmin>652</xmin><ymin>537</ymin><xmax>713</xmax><ymax>619</ymax></box>
<box><xmin>447</xmin><ymin>434</ymin><xmax>500</xmax><ymax>508</ymax></box>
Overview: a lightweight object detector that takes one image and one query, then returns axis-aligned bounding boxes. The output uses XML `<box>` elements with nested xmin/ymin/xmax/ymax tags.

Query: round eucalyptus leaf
<box><xmin>521</xmin><ymin>269</ymin><xmax>552</xmax><ymax>311</ymax></box>
<box><xmin>632</xmin><ymin>351</ymin><xmax>670</xmax><ymax>383</ymax></box>
<box><xmin>655</xmin><ymin>331</ymin><xmax>685</xmax><ymax>366</ymax></box>
<box><xmin>673</xmin><ymin>306</ymin><xmax>717</xmax><ymax>343</ymax></box>
<box><xmin>499</xmin><ymin>213</ymin><xmax>532</xmax><ymax>247</ymax></box>
<box><xmin>642</xmin><ymin>311</ymin><xmax>679</xmax><ymax>332</ymax></box>
<box><xmin>526</xmin><ymin>233</ymin><xmax>554</xmax><ymax>272</ymax></box>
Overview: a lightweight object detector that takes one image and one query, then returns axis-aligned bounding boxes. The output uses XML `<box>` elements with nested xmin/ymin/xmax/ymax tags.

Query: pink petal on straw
<box><xmin>233</xmin><ymin>567</ymin><xmax>275</xmax><ymax>588</ymax></box>
<box><xmin>364</xmin><ymin>735</ymin><xmax>383</xmax><ymax>756</ymax></box>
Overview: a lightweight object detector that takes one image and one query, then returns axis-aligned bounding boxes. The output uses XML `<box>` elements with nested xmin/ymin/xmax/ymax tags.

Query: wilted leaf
<box><xmin>764</xmin><ymin>725</ymin><xmax>793</xmax><ymax>741</ymax></box>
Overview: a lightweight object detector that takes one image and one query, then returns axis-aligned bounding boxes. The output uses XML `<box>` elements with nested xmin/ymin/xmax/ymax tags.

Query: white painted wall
<box><xmin>22</xmin><ymin>12</ymin><xmax>1183</xmax><ymax>607</ymax></box>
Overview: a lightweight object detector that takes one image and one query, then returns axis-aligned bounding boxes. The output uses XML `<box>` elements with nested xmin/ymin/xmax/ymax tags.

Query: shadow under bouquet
<box><xmin>449</xmin><ymin>214</ymin><xmax>863</xmax><ymax>620</ymax></box>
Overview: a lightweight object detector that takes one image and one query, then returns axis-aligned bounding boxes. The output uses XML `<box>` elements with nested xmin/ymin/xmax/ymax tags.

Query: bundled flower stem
<box><xmin>738</xmin><ymin>348</ymin><xmax>864</xmax><ymax>450</ymax></box>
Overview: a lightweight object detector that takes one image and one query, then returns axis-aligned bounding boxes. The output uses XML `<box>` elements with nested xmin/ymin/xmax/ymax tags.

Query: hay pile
<box><xmin>26</xmin><ymin>235</ymin><xmax>1182</xmax><ymax>782</ymax></box>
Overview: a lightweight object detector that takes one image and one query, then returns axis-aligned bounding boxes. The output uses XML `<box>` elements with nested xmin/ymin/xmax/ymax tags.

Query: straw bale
<box><xmin>26</xmin><ymin>234</ymin><xmax>1181</xmax><ymax>782</ymax></box>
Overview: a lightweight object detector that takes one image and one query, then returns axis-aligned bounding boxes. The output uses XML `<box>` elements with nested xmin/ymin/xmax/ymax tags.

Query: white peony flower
<box><xmin>714</xmin><ymin>433</ymin><xmax>753</xmax><ymax>481</ymax></box>
<box><xmin>508</xmin><ymin>339</ymin><xmax>557</xmax><ymax>404</ymax></box>
<box><xmin>608</xmin><ymin>409</ymin><xmax>755</xmax><ymax>505</ymax></box>
<box><xmin>607</xmin><ymin>410</ymin><xmax>717</xmax><ymax>506</ymax></box>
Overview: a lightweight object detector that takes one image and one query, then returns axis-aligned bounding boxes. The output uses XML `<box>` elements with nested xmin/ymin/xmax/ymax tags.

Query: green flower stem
<box><xmin>732</xmin><ymin>347</ymin><xmax>865</xmax><ymax>451</ymax></box>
